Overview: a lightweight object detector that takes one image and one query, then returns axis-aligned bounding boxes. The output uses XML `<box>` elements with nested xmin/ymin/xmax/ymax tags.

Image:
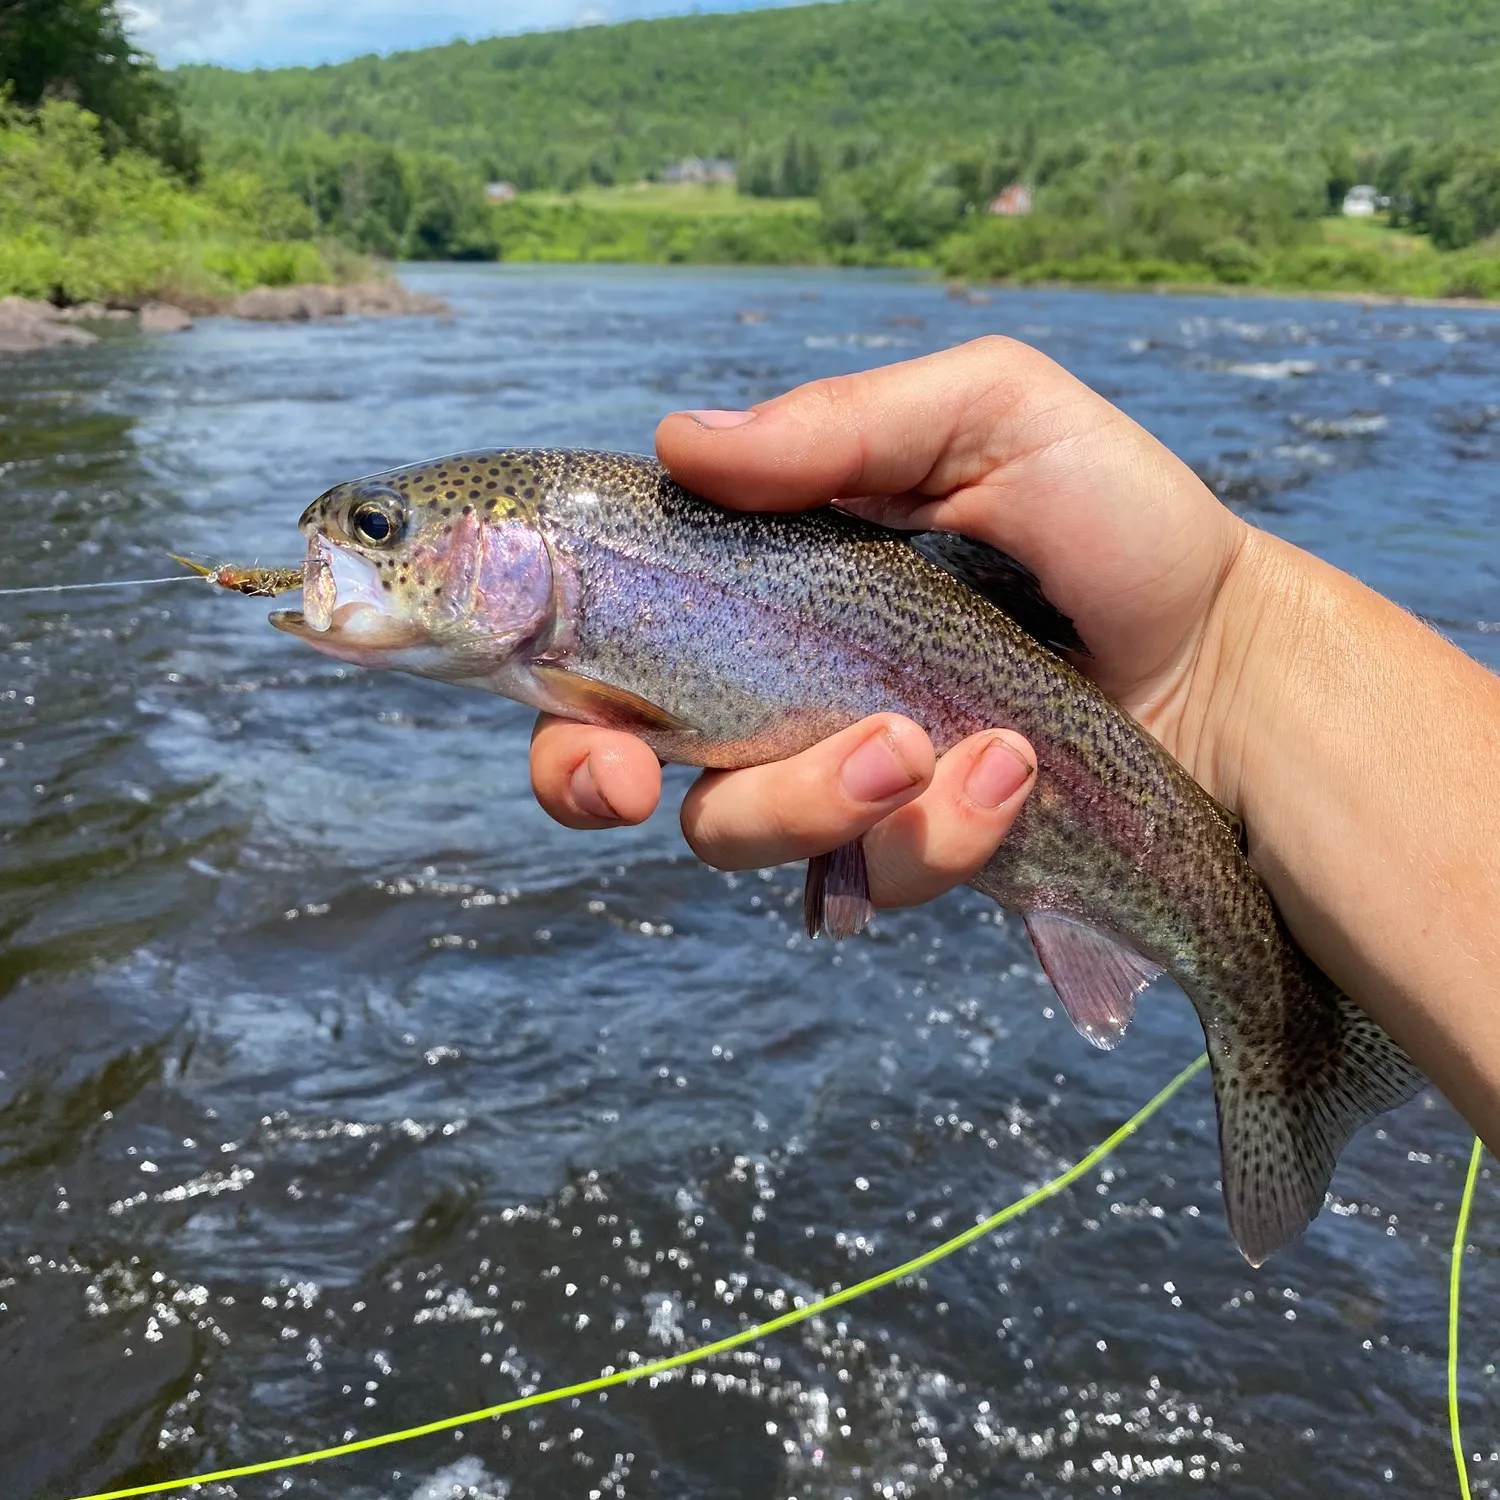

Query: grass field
<box><xmin>1320</xmin><ymin>217</ymin><xmax>1430</xmax><ymax>255</ymax></box>
<box><xmin>521</xmin><ymin>183</ymin><xmax>820</xmax><ymax>217</ymax></box>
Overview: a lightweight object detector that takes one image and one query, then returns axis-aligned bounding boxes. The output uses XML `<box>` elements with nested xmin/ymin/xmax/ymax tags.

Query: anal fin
<box><xmin>804</xmin><ymin>840</ymin><xmax>873</xmax><ymax>940</ymax></box>
<box><xmin>1024</xmin><ymin>911</ymin><xmax>1162</xmax><ymax>1049</ymax></box>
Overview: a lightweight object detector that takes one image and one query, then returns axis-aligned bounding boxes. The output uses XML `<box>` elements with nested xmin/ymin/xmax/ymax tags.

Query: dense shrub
<box><xmin>0</xmin><ymin>100</ymin><xmax>338</xmax><ymax>301</ymax></box>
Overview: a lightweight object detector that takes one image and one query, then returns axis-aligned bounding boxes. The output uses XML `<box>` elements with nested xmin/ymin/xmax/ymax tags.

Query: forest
<box><xmin>6</xmin><ymin>0</ymin><xmax>1500</xmax><ymax>301</ymax></box>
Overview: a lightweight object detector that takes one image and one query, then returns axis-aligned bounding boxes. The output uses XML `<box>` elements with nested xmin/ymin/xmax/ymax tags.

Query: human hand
<box><xmin>531</xmin><ymin>335</ymin><xmax>1252</xmax><ymax>905</ymax></box>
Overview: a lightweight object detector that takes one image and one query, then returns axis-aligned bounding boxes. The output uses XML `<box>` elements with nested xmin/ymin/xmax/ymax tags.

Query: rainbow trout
<box><xmin>263</xmin><ymin>448</ymin><xmax>1422</xmax><ymax>1264</ymax></box>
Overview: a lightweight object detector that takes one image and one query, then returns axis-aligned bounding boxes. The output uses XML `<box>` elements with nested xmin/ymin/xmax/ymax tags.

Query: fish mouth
<box><xmin>270</xmin><ymin>601</ymin><xmax>419</xmax><ymax>640</ymax></box>
<box><xmin>269</xmin><ymin>535</ymin><xmax>427</xmax><ymax>656</ymax></box>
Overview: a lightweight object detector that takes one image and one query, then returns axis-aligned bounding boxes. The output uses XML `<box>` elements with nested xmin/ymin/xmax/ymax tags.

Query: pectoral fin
<box><xmin>531</xmin><ymin>665</ymin><xmax>697</xmax><ymax>734</ymax></box>
<box><xmin>1024</xmin><ymin>911</ymin><xmax>1162</xmax><ymax>1049</ymax></box>
<box><xmin>804</xmin><ymin>840</ymin><xmax>874</xmax><ymax>940</ymax></box>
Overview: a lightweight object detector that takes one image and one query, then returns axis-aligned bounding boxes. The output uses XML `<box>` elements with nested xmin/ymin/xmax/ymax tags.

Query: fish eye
<box><xmin>350</xmin><ymin>496</ymin><xmax>404</xmax><ymax>547</ymax></box>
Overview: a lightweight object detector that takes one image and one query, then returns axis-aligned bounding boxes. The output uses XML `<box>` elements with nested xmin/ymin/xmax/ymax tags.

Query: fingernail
<box><xmin>686</xmin><ymin>409</ymin><xmax>756</xmax><ymax>430</ymax></box>
<box><xmin>570</xmin><ymin>757</ymin><xmax>618</xmax><ymax>820</ymax></box>
<box><xmin>965</xmin><ymin>738</ymin><xmax>1035</xmax><ymax>809</ymax></box>
<box><xmin>841</xmin><ymin>730</ymin><xmax>923</xmax><ymax>804</ymax></box>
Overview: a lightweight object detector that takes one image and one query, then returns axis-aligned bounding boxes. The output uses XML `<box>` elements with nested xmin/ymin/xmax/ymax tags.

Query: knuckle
<box><xmin>966</xmin><ymin>332</ymin><xmax>1042</xmax><ymax>371</ymax></box>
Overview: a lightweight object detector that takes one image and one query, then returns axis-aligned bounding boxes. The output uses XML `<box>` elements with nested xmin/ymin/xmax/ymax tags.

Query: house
<box><xmin>659</xmin><ymin>156</ymin><xmax>737</xmax><ymax>186</ymax></box>
<box><xmin>484</xmin><ymin>181</ymin><xmax>517</xmax><ymax>204</ymax></box>
<box><xmin>1341</xmin><ymin>184</ymin><xmax>1379</xmax><ymax>218</ymax></box>
<box><xmin>988</xmin><ymin>183</ymin><xmax>1033</xmax><ymax>217</ymax></box>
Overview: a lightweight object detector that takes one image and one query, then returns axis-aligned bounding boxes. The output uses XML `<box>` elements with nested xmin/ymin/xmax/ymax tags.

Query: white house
<box><xmin>660</xmin><ymin>157</ymin><xmax>737</xmax><ymax>186</ymax></box>
<box><xmin>1342</xmin><ymin>184</ymin><xmax>1379</xmax><ymax>217</ymax></box>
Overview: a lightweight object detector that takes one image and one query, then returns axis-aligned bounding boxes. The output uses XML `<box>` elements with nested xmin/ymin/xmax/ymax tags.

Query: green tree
<box><xmin>0</xmin><ymin>0</ymin><xmax>199</xmax><ymax>176</ymax></box>
<box><xmin>1431</xmin><ymin>153</ymin><xmax>1500</xmax><ymax>250</ymax></box>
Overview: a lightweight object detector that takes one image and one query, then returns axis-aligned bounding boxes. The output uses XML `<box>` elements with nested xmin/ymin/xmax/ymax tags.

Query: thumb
<box><xmin>655</xmin><ymin>335</ymin><xmax>1083</xmax><ymax>512</ymax></box>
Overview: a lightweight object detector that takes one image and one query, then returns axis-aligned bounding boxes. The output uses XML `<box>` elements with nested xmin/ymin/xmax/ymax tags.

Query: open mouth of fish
<box><xmin>269</xmin><ymin>536</ymin><xmax>426</xmax><ymax>652</ymax></box>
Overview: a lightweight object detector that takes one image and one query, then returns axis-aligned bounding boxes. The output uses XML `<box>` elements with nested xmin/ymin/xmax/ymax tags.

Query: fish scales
<box><xmin>265</xmin><ymin>446</ymin><xmax>1424</xmax><ymax>1264</ymax></box>
<box><xmin>553</xmin><ymin>456</ymin><xmax>1229</xmax><ymax>951</ymax></box>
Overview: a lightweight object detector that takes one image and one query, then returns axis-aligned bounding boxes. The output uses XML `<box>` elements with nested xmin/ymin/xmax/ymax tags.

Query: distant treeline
<box><xmin>164</xmin><ymin>0</ymin><xmax>1500</xmax><ymax>274</ymax></box>
<box><xmin>6</xmin><ymin>0</ymin><xmax>1500</xmax><ymax>303</ymax></box>
<box><xmin>203</xmin><ymin>125</ymin><xmax>1500</xmax><ymax>282</ymax></box>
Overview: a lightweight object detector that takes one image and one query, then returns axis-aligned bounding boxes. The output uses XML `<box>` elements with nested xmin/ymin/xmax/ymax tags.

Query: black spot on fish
<box><xmin>462</xmin><ymin>504</ymin><xmax>473</xmax><ymax>516</ymax></box>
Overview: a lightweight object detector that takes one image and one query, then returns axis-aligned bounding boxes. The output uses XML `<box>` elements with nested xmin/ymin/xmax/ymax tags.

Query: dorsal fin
<box><xmin>1206</xmin><ymin>792</ymin><xmax>1248</xmax><ymax>852</ymax></box>
<box><xmin>907</xmin><ymin>532</ymin><xmax>1090</xmax><ymax>657</ymax></box>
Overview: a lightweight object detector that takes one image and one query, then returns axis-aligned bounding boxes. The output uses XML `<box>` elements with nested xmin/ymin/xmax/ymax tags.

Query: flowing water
<box><xmin>2</xmin><ymin>265</ymin><xmax>1497</xmax><ymax>1500</ymax></box>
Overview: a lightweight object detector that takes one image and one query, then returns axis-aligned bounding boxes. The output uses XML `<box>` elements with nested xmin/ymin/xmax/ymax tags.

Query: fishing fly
<box><xmin>166</xmin><ymin>553</ymin><xmax>305</xmax><ymax>597</ymax></box>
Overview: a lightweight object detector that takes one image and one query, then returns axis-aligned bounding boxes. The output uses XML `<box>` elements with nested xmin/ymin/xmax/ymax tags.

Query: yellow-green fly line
<box><xmin>1450</xmin><ymin>1134</ymin><xmax>1485</xmax><ymax>1500</ymax></box>
<box><xmin>70</xmin><ymin>1055</ymin><xmax>1205</xmax><ymax>1500</ymax></box>
<box><xmin>65</xmin><ymin>1057</ymin><xmax>1486</xmax><ymax>1500</ymax></box>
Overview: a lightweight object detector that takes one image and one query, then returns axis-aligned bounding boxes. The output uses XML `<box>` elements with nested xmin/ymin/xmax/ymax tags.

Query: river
<box><xmin>2</xmin><ymin>265</ymin><xmax>1497</xmax><ymax>1500</ymax></box>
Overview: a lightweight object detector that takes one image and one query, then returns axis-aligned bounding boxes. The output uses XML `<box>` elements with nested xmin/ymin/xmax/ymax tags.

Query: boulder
<box><xmin>342</xmin><ymin>280</ymin><xmax>450</xmax><ymax>317</ymax></box>
<box><xmin>0</xmin><ymin>297</ymin><xmax>97</xmax><ymax>353</ymax></box>
<box><xmin>229</xmin><ymin>280</ymin><xmax>450</xmax><ymax>322</ymax></box>
<box><xmin>139</xmin><ymin>302</ymin><xmax>194</xmax><ymax>334</ymax></box>
<box><xmin>54</xmin><ymin>302</ymin><xmax>109</xmax><ymax>323</ymax></box>
<box><xmin>231</xmin><ymin>285</ymin><xmax>345</xmax><ymax>321</ymax></box>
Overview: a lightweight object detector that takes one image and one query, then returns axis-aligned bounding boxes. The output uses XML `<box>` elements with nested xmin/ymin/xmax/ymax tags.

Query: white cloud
<box><xmin>123</xmin><ymin>0</ymin><xmax>825</xmax><ymax>70</ymax></box>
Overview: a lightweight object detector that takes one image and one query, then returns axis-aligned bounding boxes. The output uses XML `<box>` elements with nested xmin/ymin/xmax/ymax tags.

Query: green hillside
<box><xmin>176</xmin><ymin>0</ymin><xmax>1500</xmax><ymax>187</ymax></box>
<box><xmin>8</xmin><ymin>0</ymin><xmax>1500</xmax><ymax>306</ymax></box>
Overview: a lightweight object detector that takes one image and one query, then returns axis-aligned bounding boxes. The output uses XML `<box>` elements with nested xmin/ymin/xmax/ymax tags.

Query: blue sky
<box><xmin>124</xmin><ymin>0</ymin><xmax>830</xmax><ymax>70</ymax></box>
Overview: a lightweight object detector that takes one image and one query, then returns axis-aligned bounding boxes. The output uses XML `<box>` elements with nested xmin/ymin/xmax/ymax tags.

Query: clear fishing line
<box><xmin>0</xmin><ymin>575</ymin><xmax>201</xmax><ymax>597</ymax></box>
<box><xmin>69</xmin><ymin>1055</ymin><xmax>1211</xmax><ymax>1500</ymax></box>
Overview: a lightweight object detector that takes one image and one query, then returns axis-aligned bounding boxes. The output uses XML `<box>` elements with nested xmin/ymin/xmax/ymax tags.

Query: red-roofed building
<box><xmin>988</xmin><ymin>183</ymin><xmax>1033</xmax><ymax>217</ymax></box>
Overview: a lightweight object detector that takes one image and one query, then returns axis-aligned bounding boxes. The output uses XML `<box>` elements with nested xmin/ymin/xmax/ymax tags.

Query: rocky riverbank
<box><xmin>0</xmin><ymin>280</ymin><xmax>451</xmax><ymax>355</ymax></box>
<box><xmin>226</xmin><ymin>281</ymin><xmax>449</xmax><ymax>320</ymax></box>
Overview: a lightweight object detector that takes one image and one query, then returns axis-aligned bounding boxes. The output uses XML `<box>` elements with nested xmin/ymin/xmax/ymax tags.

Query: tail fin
<box><xmin>1209</xmin><ymin>990</ymin><xmax>1425</xmax><ymax>1266</ymax></box>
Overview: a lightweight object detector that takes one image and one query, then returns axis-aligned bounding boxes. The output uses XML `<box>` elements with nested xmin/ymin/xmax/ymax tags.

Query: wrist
<box><xmin>1193</xmin><ymin>527</ymin><xmax>1329</xmax><ymax>830</ymax></box>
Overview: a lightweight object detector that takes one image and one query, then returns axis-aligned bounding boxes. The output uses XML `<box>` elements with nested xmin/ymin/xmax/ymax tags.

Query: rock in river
<box><xmin>0</xmin><ymin>297</ymin><xmax>99</xmax><ymax>353</ymax></box>
<box><xmin>229</xmin><ymin>281</ymin><xmax>449</xmax><ymax>322</ymax></box>
<box><xmin>139</xmin><ymin>302</ymin><xmax>194</xmax><ymax>334</ymax></box>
